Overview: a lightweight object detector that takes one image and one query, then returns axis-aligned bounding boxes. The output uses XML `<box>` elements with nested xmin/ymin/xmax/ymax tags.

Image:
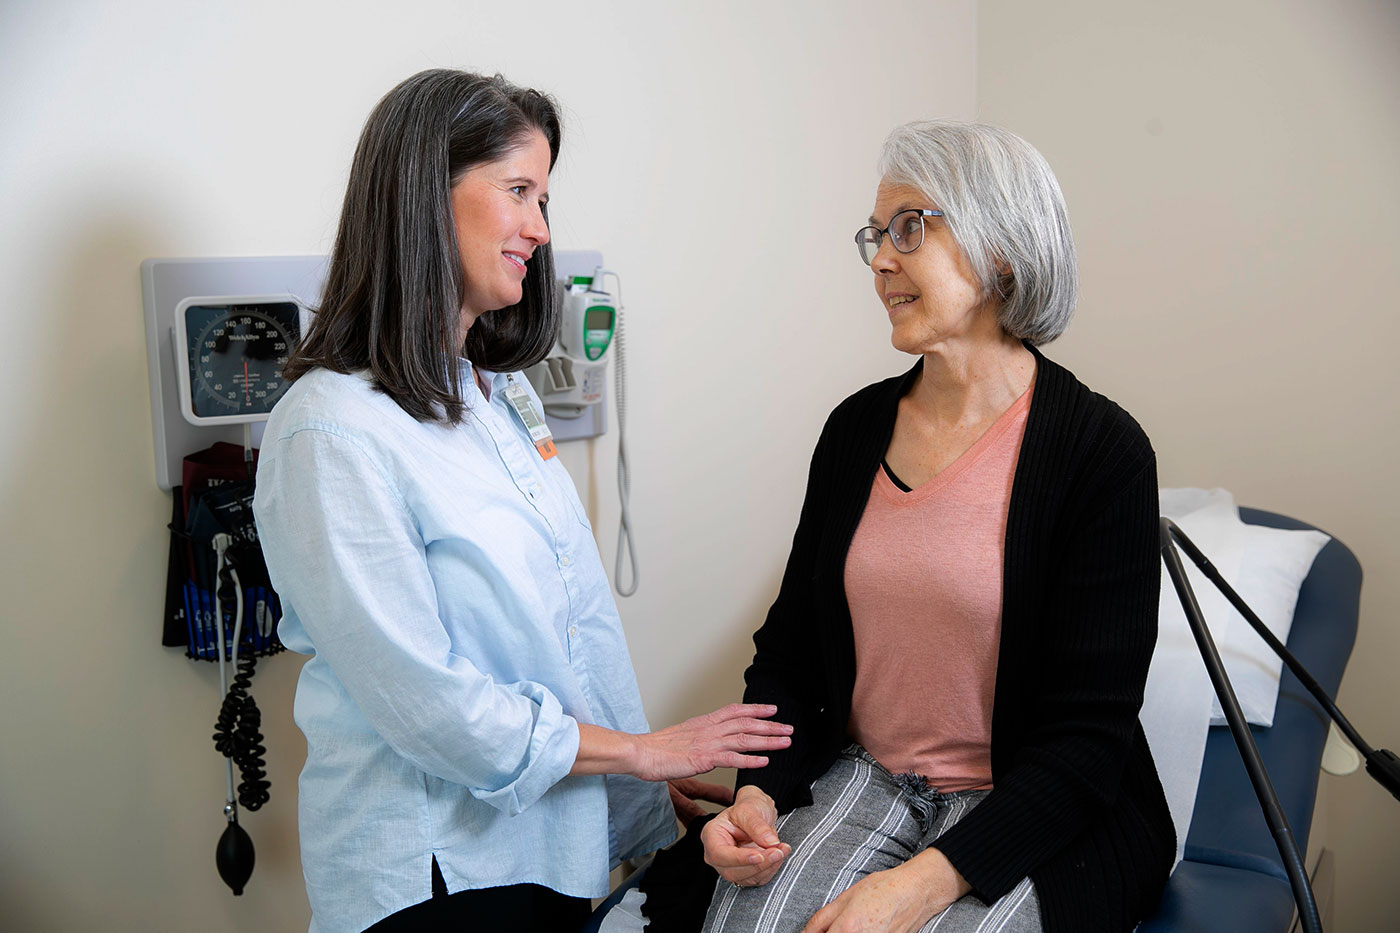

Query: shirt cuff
<box><xmin>472</xmin><ymin>707</ymin><xmax>581</xmax><ymax>816</ymax></box>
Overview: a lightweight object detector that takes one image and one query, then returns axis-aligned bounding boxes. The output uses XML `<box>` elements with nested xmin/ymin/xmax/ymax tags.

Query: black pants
<box><xmin>364</xmin><ymin>858</ymin><xmax>591</xmax><ymax>932</ymax></box>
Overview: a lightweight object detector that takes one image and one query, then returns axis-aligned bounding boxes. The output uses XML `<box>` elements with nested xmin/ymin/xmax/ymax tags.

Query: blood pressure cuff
<box><xmin>162</xmin><ymin>443</ymin><xmax>281</xmax><ymax>659</ymax></box>
<box><xmin>162</xmin><ymin>487</ymin><xmax>189</xmax><ymax>648</ymax></box>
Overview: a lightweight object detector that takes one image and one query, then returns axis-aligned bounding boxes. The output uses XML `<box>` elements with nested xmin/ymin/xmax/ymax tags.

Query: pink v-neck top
<box><xmin>844</xmin><ymin>382</ymin><xmax>1033</xmax><ymax>792</ymax></box>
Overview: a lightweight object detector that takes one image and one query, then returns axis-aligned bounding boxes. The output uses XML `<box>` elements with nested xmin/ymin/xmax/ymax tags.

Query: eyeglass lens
<box><xmin>856</xmin><ymin>210</ymin><xmax>926</xmax><ymax>265</ymax></box>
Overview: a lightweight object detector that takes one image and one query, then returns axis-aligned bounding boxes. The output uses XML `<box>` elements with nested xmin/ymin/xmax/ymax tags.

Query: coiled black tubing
<box><xmin>212</xmin><ymin>547</ymin><xmax>271</xmax><ymax>811</ymax></box>
<box><xmin>214</xmin><ymin>654</ymin><xmax>271</xmax><ymax>810</ymax></box>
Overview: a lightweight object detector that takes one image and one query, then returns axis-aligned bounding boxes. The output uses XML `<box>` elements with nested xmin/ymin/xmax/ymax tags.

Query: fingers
<box><xmin>725</xmin><ymin>852</ymin><xmax>787</xmax><ymax>887</ymax></box>
<box><xmin>703</xmin><ymin>704</ymin><xmax>794</xmax><ymax>738</ymax></box>
<box><xmin>708</xmin><ymin>835</ymin><xmax>789</xmax><ymax>870</ymax></box>
<box><xmin>706</xmin><ymin>703</ymin><xmax>780</xmax><ymax>723</ymax></box>
<box><xmin>640</xmin><ymin>704</ymin><xmax>794</xmax><ymax>779</ymax></box>
<box><xmin>701</xmin><ymin>803</ymin><xmax>790</xmax><ymax>886</ymax></box>
<box><xmin>687</xmin><ymin>719</ymin><xmax>794</xmax><ymax>773</ymax></box>
<box><xmin>735</xmin><ymin>731</ymin><xmax>796</xmax><ymax>750</ymax></box>
<box><xmin>705</xmin><ymin>839</ymin><xmax>789</xmax><ymax>883</ymax></box>
<box><xmin>670</xmin><ymin>777</ymin><xmax>734</xmax><ymax>806</ymax></box>
<box><xmin>713</xmin><ymin>728</ymin><xmax>795</xmax><ymax>758</ymax></box>
<box><xmin>717</xmin><ymin>716</ymin><xmax>796</xmax><ymax>737</ymax></box>
<box><xmin>729</xmin><ymin>799</ymin><xmax>781</xmax><ymax>849</ymax></box>
<box><xmin>801</xmin><ymin>898</ymin><xmax>837</xmax><ymax>933</ymax></box>
<box><xmin>802</xmin><ymin>888</ymin><xmax>856</xmax><ymax>933</ymax></box>
<box><xmin>719</xmin><ymin>752</ymin><xmax>771</xmax><ymax>770</ymax></box>
<box><xmin>708</xmin><ymin>727</ymin><xmax>793</xmax><ymax>766</ymax></box>
<box><xmin>704</xmin><ymin>838</ymin><xmax>786</xmax><ymax>872</ymax></box>
<box><xmin>668</xmin><ymin>781</ymin><xmax>708</xmax><ymax>825</ymax></box>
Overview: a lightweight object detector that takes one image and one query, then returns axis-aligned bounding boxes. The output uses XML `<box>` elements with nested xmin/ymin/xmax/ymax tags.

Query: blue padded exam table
<box><xmin>1139</xmin><ymin>508</ymin><xmax>1361</xmax><ymax>931</ymax></box>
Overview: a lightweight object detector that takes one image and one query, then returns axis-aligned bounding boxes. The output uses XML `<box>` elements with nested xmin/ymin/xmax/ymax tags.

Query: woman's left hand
<box><xmin>667</xmin><ymin>777</ymin><xmax>734</xmax><ymax>826</ymax></box>
<box><xmin>801</xmin><ymin>848</ymin><xmax>971</xmax><ymax>933</ymax></box>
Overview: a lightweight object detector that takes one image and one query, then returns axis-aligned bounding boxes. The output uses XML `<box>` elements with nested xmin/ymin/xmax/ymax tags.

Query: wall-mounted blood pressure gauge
<box><xmin>172</xmin><ymin>296</ymin><xmax>305</xmax><ymax>426</ymax></box>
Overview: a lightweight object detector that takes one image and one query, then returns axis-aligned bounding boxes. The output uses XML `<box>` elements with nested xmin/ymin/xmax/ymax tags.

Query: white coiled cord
<box><xmin>212</xmin><ymin>534</ymin><xmax>243</xmax><ymax>809</ymax></box>
<box><xmin>594</xmin><ymin>268</ymin><xmax>639</xmax><ymax>596</ymax></box>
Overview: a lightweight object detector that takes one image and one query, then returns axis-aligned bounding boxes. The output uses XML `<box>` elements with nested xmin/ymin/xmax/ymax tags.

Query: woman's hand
<box><xmin>700</xmin><ymin>785</ymin><xmax>791</xmax><ymax>886</ymax></box>
<box><xmin>632</xmin><ymin>703</ymin><xmax>793</xmax><ymax>781</ymax></box>
<box><xmin>801</xmin><ymin>848</ymin><xmax>971</xmax><ymax>933</ymax></box>
<box><xmin>668</xmin><ymin>777</ymin><xmax>734</xmax><ymax>826</ymax></box>
<box><xmin>571</xmin><ymin>704</ymin><xmax>791</xmax><ymax>781</ymax></box>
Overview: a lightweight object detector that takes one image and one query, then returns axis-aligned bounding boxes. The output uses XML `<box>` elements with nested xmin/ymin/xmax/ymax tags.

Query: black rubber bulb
<box><xmin>216</xmin><ymin>819</ymin><xmax>256</xmax><ymax>895</ymax></box>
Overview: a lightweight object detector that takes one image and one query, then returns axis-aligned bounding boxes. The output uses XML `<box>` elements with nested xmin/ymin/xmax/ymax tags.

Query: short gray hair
<box><xmin>879</xmin><ymin>121</ymin><xmax>1077</xmax><ymax>344</ymax></box>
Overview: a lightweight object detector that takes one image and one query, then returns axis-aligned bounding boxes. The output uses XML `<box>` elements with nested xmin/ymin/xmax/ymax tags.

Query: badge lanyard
<box><xmin>502</xmin><ymin>375</ymin><xmax>558</xmax><ymax>460</ymax></box>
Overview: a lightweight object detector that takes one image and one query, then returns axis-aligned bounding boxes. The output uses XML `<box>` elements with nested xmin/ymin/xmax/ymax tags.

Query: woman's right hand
<box><xmin>701</xmin><ymin>785</ymin><xmax>790</xmax><ymax>886</ymax></box>
<box><xmin>632</xmin><ymin>703</ymin><xmax>793</xmax><ymax>781</ymax></box>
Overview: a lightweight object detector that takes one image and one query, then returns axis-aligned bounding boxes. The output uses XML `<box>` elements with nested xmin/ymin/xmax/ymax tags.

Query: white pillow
<box><xmin>1203</xmin><ymin>521</ymin><xmax>1330</xmax><ymax>726</ymax></box>
<box><xmin>1160</xmin><ymin>486</ymin><xmax>1236</xmax><ymax>519</ymax></box>
<box><xmin>1142</xmin><ymin>488</ymin><xmax>1244</xmax><ymax>864</ymax></box>
<box><xmin>1142</xmin><ymin>487</ymin><xmax>1329</xmax><ymax>865</ymax></box>
<box><xmin>1158</xmin><ymin>488</ymin><xmax>1330</xmax><ymax>727</ymax></box>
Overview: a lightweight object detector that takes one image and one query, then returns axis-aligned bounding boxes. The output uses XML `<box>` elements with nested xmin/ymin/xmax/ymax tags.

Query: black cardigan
<box><xmin>732</xmin><ymin>346</ymin><xmax>1175</xmax><ymax>933</ymax></box>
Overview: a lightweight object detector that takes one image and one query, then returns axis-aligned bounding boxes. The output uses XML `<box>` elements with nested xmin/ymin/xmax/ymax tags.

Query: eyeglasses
<box><xmin>853</xmin><ymin>209</ymin><xmax>944</xmax><ymax>266</ymax></box>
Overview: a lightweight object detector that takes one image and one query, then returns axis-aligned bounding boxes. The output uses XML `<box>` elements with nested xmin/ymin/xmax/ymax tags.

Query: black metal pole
<box><xmin>1159</xmin><ymin>518</ymin><xmax>1322</xmax><ymax>933</ymax></box>
<box><xmin>1164</xmin><ymin>521</ymin><xmax>1400</xmax><ymax>803</ymax></box>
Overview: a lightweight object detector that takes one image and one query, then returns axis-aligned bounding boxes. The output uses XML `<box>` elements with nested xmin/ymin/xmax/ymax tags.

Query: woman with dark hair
<box><xmin>253</xmin><ymin>70</ymin><xmax>790</xmax><ymax>933</ymax></box>
<box><xmin>626</xmin><ymin>121</ymin><xmax>1173</xmax><ymax>933</ymax></box>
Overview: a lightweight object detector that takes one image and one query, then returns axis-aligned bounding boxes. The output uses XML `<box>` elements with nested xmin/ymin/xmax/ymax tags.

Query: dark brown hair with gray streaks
<box><xmin>285</xmin><ymin>69</ymin><xmax>562</xmax><ymax>424</ymax></box>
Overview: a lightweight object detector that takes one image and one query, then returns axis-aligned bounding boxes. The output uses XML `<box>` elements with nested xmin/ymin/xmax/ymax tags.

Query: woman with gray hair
<box><xmin>682</xmin><ymin>122</ymin><xmax>1175</xmax><ymax>933</ymax></box>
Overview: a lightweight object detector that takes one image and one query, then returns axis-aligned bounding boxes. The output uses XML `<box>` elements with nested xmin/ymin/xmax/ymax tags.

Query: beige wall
<box><xmin>979</xmin><ymin>0</ymin><xmax>1400</xmax><ymax>929</ymax></box>
<box><xmin>8</xmin><ymin>1</ymin><xmax>1390</xmax><ymax>929</ymax></box>
<box><xmin>0</xmin><ymin>1</ymin><xmax>976</xmax><ymax>930</ymax></box>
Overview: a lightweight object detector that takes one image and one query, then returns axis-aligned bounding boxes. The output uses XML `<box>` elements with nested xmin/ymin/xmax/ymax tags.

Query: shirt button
<box><xmin>569</xmin><ymin>625</ymin><xmax>579</xmax><ymax>637</ymax></box>
<box><xmin>560</xmin><ymin>555</ymin><xmax>571</xmax><ymax>567</ymax></box>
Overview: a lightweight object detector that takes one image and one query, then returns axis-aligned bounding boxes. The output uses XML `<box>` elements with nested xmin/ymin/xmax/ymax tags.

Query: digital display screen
<box><xmin>584</xmin><ymin>307</ymin><xmax>613</xmax><ymax>331</ymax></box>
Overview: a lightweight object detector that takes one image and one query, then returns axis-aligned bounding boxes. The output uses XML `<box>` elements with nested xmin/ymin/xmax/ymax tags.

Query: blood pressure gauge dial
<box><xmin>172</xmin><ymin>295</ymin><xmax>306</xmax><ymax>426</ymax></box>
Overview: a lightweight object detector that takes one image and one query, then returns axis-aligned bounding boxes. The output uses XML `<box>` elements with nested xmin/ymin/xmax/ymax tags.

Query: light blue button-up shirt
<box><xmin>253</xmin><ymin>365</ymin><xmax>674</xmax><ymax>933</ymax></box>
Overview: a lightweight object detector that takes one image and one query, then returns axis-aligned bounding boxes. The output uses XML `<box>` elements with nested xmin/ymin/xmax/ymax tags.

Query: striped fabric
<box><xmin>704</xmin><ymin>747</ymin><xmax>1039</xmax><ymax>933</ymax></box>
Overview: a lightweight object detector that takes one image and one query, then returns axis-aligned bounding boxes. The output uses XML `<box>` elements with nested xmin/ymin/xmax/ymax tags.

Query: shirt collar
<box><xmin>459</xmin><ymin>358</ymin><xmax>507</xmax><ymax>403</ymax></box>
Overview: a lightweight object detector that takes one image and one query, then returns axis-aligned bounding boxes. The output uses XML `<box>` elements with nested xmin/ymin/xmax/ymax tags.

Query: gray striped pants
<box><xmin>701</xmin><ymin>746</ymin><xmax>1040</xmax><ymax>933</ymax></box>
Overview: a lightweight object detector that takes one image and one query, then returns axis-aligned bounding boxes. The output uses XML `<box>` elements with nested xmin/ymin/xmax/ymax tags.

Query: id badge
<box><xmin>503</xmin><ymin>377</ymin><xmax>558</xmax><ymax>460</ymax></box>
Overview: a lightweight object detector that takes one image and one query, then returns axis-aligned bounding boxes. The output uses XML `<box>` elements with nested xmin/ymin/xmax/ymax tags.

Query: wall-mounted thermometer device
<box><xmin>526</xmin><ymin>274</ymin><xmax>617</xmax><ymax>418</ymax></box>
<box><xmin>172</xmin><ymin>296</ymin><xmax>308</xmax><ymax>426</ymax></box>
<box><xmin>559</xmin><ymin>281</ymin><xmax>616</xmax><ymax>362</ymax></box>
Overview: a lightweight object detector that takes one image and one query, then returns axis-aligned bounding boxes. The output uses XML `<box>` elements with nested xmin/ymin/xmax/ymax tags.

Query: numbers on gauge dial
<box><xmin>189</xmin><ymin>305</ymin><xmax>297</xmax><ymax>417</ymax></box>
